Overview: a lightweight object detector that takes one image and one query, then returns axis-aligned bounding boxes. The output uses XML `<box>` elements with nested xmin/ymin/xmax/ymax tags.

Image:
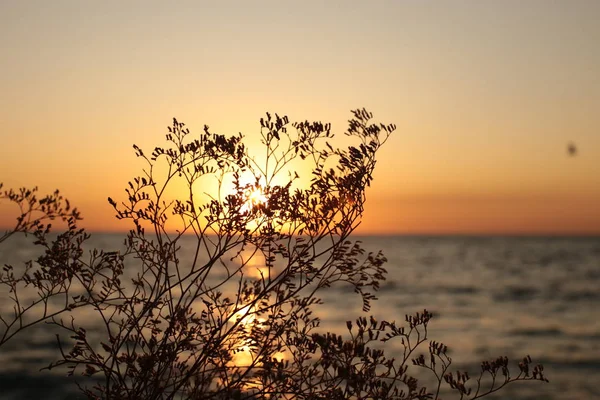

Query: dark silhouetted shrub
<box><xmin>1</xmin><ymin>110</ymin><xmax>547</xmax><ymax>399</ymax></box>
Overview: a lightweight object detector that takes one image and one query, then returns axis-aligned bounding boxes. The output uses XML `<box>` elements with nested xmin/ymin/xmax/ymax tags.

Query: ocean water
<box><xmin>0</xmin><ymin>234</ymin><xmax>598</xmax><ymax>399</ymax></box>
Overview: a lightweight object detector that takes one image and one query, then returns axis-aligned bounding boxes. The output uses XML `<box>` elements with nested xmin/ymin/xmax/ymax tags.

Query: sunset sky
<box><xmin>1</xmin><ymin>1</ymin><xmax>599</xmax><ymax>235</ymax></box>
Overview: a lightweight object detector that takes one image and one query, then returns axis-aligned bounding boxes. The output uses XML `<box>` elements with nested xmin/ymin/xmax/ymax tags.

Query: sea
<box><xmin>0</xmin><ymin>234</ymin><xmax>598</xmax><ymax>399</ymax></box>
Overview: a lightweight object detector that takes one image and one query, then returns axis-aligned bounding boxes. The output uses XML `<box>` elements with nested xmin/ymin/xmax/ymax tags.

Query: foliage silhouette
<box><xmin>0</xmin><ymin>110</ymin><xmax>548</xmax><ymax>399</ymax></box>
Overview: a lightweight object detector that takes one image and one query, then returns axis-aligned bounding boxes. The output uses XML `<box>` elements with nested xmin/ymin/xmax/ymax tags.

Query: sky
<box><xmin>1</xmin><ymin>0</ymin><xmax>599</xmax><ymax>235</ymax></box>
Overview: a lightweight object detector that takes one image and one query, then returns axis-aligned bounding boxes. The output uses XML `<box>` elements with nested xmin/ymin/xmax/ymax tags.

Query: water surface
<box><xmin>1</xmin><ymin>234</ymin><xmax>598</xmax><ymax>399</ymax></box>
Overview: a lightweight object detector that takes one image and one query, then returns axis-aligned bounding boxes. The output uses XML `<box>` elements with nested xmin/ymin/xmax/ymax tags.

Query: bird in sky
<box><xmin>567</xmin><ymin>142</ymin><xmax>577</xmax><ymax>157</ymax></box>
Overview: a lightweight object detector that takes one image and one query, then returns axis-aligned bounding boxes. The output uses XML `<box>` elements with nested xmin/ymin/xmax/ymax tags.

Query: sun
<box><xmin>245</xmin><ymin>187</ymin><xmax>268</xmax><ymax>207</ymax></box>
<box><xmin>240</xmin><ymin>185</ymin><xmax>268</xmax><ymax>216</ymax></box>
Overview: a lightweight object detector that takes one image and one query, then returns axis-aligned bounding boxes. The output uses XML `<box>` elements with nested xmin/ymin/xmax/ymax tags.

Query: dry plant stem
<box><xmin>0</xmin><ymin>109</ymin><xmax>548</xmax><ymax>399</ymax></box>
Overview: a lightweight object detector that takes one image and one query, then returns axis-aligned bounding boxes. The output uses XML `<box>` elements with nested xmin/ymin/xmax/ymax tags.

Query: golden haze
<box><xmin>1</xmin><ymin>1</ymin><xmax>599</xmax><ymax>235</ymax></box>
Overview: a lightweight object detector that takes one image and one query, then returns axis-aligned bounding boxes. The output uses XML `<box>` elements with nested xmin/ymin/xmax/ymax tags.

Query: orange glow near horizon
<box><xmin>1</xmin><ymin>2</ymin><xmax>599</xmax><ymax>235</ymax></box>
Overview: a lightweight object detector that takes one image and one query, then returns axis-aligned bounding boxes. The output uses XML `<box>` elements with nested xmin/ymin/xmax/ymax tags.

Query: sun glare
<box><xmin>239</xmin><ymin>185</ymin><xmax>269</xmax><ymax>218</ymax></box>
<box><xmin>246</xmin><ymin>187</ymin><xmax>268</xmax><ymax>207</ymax></box>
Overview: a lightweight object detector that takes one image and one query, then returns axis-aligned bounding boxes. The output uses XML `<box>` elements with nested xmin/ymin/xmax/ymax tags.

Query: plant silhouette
<box><xmin>0</xmin><ymin>110</ymin><xmax>547</xmax><ymax>399</ymax></box>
